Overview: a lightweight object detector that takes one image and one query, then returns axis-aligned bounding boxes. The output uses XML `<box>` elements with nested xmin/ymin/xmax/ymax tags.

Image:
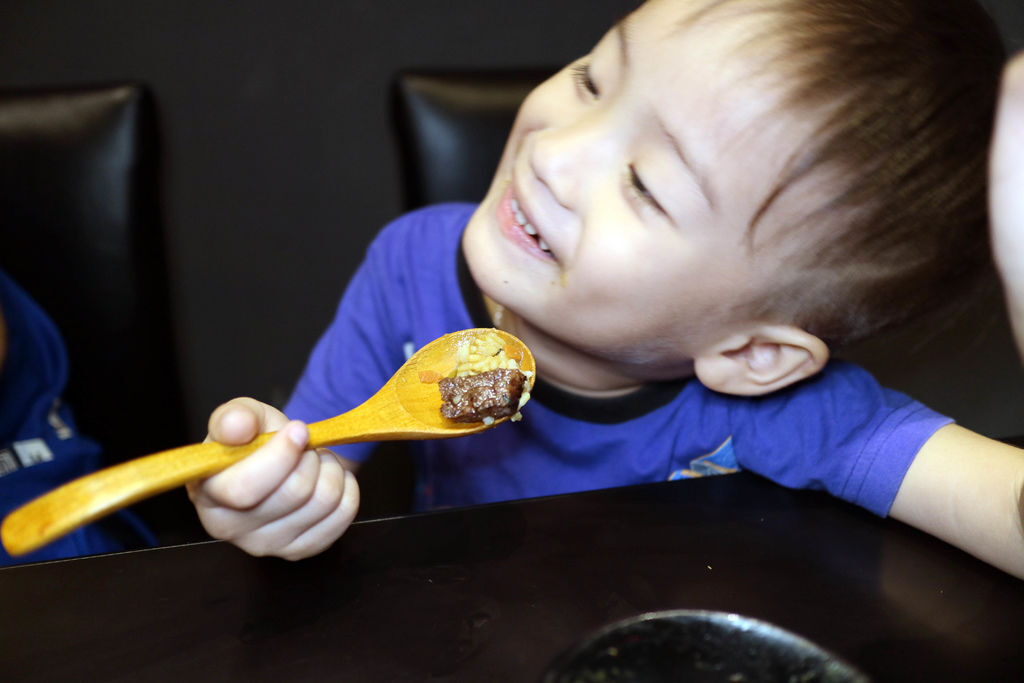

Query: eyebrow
<box><xmin>614</xmin><ymin>20</ymin><xmax>717</xmax><ymax>210</ymax></box>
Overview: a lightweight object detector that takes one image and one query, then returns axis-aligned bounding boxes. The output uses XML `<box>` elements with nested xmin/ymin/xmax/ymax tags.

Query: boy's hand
<box><xmin>186</xmin><ymin>397</ymin><xmax>360</xmax><ymax>560</ymax></box>
<box><xmin>991</xmin><ymin>51</ymin><xmax>1024</xmax><ymax>356</ymax></box>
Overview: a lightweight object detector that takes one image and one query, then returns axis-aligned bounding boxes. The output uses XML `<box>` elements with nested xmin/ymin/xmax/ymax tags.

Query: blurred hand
<box><xmin>186</xmin><ymin>397</ymin><xmax>360</xmax><ymax>560</ymax></box>
<box><xmin>991</xmin><ymin>52</ymin><xmax>1024</xmax><ymax>356</ymax></box>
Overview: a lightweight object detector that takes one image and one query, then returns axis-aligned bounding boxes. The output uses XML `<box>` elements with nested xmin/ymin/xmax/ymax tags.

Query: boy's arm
<box><xmin>186</xmin><ymin>397</ymin><xmax>361</xmax><ymax>561</ymax></box>
<box><xmin>889</xmin><ymin>424</ymin><xmax>1024</xmax><ymax>579</ymax></box>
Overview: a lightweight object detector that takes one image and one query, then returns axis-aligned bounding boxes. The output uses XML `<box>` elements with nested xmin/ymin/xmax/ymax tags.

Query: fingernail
<box><xmin>286</xmin><ymin>421</ymin><xmax>309</xmax><ymax>447</ymax></box>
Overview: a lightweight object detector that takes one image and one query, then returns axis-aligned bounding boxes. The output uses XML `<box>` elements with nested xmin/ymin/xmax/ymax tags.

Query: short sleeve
<box><xmin>726</xmin><ymin>361</ymin><xmax>952</xmax><ymax>516</ymax></box>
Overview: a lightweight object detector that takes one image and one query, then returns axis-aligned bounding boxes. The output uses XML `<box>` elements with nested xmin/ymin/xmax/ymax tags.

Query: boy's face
<box><xmin>463</xmin><ymin>0</ymin><xmax>816</xmax><ymax>389</ymax></box>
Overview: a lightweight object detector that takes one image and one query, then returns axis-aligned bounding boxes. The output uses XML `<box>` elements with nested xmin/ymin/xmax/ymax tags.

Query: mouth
<box><xmin>499</xmin><ymin>185</ymin><xmax>555</xmax><ymax>261</ymax></box>
<box><xmin>510</xmin><ymin>197</ymin><xmax>553</xmax><ymax>256</ymax></box>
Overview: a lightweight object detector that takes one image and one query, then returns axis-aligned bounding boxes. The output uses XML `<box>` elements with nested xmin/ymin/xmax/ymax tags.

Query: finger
<box><xmin>206</xmin><ymin>397</ymin><xmax>289</xmax><ymax>445</ymax></box>
<box><xmin>234</xmin><ymin>454</ymin><xmax>359</xmax><ymax>559</ymax></box>
<box><xmin>232</xmin><ymin>443</ymin><xmax>326</xmax><ymax>524</ymax></box>
<box><xmin>278</xmin><ymin>468</ymin><xmax>361</xmax><ymax>561</ymax></box>
<box><xmin>193</xmin><ymin>420</ymin><xmax>310</xmax><ymax>511</ymax></box>
<box><xmin>190</xmin><ymin>445</ymin><xmax>322</xmax><ymax>540</ymax></box>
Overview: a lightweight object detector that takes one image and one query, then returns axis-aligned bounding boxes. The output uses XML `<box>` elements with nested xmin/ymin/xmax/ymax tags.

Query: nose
<box><xmin>528</xmin><ymin>112</ymin><xmax>612</xmax><ymax>210</ymax></box>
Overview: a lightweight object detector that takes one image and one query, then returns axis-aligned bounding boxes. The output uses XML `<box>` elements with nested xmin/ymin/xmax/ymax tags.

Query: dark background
<box><xmin>1</xmin><ymin>0</ymin><xmax>1022</xmax><ymax>440</ymax></box>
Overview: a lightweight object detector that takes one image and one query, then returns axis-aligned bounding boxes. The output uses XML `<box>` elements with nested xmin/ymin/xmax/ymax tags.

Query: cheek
<box><xmin>571</xmin><ymin>231</ymin><xmax>689</xmax><ymax>295</ymax></box>
<box><xmin>570</xmin><ymin>238</ymin><xmax>751</xmax><ymax>322</ymax></box>
<box><xmin>553</xmin><ymin>252</ymin><xmax>685</xmax><ymax>335</ymax></box>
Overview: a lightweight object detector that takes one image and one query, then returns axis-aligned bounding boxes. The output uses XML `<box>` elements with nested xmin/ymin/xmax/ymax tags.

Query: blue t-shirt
<box><xmin>286</xmin><ymin>204</ymin><xmax>951</xmax><ymax>516</ymax></box>
<box><xmin>0</xmin><ymin>268</ymin><xmax>154</xmax><ymax>565</ymax></box>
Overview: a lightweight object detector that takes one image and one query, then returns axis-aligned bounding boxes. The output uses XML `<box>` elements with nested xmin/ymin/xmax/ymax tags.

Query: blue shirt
<box><xmin>286</xmin><ymin>204</ymin><xmax>951</xmax><ymax>516</ymax></box>
<box><xmin>0</xmin><ymin>268</ymin><xmax>154</xmax><ymax>565</ymax></box>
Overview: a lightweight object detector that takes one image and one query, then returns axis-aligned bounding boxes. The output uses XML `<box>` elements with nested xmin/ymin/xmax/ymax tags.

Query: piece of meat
<box><xmin>439</xmin><ymin>368</ymin><xmax>527</xmax><ymax>423</ymax></box>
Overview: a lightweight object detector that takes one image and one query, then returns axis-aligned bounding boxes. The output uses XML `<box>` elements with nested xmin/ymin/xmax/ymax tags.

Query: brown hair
<box><xmin>721</xmin><ymin>0</ymin><xmax>1006</xmax><ymax>348</ymax></box>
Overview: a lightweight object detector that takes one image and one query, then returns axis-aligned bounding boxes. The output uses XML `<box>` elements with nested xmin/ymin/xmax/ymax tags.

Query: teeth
<box><xmin>511</xmin><ymin>197</ymin><xmax>549</xmax><ymax>253</ymax></box>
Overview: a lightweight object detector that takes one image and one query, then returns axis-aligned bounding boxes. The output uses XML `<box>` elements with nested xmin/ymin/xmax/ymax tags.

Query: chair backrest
<box><xmin>389</xmin><ymin>68</ymin><xmax>1024</xmax><ymax>439</ymax></box>
<box><xmin>0</xmin><ymin>83</ymin><xmax>188</xmax><ymax>465</ymax></box>
<box><xmin>391</xmin><ymin>69</ymin><xmax>552</xmax><ymax>211</ymax></box>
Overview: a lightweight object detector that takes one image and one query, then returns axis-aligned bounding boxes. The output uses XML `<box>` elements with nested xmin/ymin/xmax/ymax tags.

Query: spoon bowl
<box><xmin>1</xmin><ymin>328</ymin><xmax>534</xmax><ymax>557</ymax></box>
<box><xmin>325</xmin><ymin>327</ymin><xmax>534</xmax><ymax>442</ymax></box>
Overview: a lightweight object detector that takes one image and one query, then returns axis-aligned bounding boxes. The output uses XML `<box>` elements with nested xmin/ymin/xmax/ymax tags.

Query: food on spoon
<box><xmin>439</xmin><ymin>369</ymin><xmax>527</xmax><ymax>423</ymax></box>
<box><xmin>437</xmin><ymin>329</ymin><xmax>533</xmax><ymax>424</ymax></box>
<box><xmin>418</xmin><ymin>370</ymin><xmax>443</xmax><ymax>383</ymax></box>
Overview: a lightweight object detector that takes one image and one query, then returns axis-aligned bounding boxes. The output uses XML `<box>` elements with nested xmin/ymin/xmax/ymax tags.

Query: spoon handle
<box><xmin>306</xmin><ymin>388</ymin><xmax>423</xmax><ymax>445</ymax></box>
<box><xmin>1</xmin><ymin>433</ymin><xmax>273</xmax><ymax>557</ymax></box>
<box><xmin>0</xmin><ymin>397</ymin><xmax>437</xmax><ymax>556</ymax></box>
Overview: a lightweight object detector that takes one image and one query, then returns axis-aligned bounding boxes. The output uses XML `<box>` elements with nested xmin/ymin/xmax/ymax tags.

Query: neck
<box><xmin>483</xmin><ymin>296</ymin><xmax>691</xmax><ymax>398</ymax></box>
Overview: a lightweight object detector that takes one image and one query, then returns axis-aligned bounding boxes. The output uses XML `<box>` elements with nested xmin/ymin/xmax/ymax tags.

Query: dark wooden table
<box><xmin>1</xmin><ymin>473</ymin><xmax>1022</xmax><ymax>681</ymax></box>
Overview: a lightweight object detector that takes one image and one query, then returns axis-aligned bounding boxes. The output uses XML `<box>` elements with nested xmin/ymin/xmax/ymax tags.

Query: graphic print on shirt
<box><xmin>0</xmin><ymin>439</ymin><xmax>55</xmax><ymax>479</ymax></box>
<box><xmin>668</xmin><ymin>437</ymin><xmax>739</xmax><ymax>480</ymax></box>
<box><xmin>0</xmin><ymin>400</ymin><xmax>66</xmax><ymax>479</ymax></box>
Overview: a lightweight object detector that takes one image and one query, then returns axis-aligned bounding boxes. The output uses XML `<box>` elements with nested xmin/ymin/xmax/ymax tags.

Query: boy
<box><xmin>188</xmin><ymin>0</ymin><xmax>1024</xmax><ymax>578</ymax></box>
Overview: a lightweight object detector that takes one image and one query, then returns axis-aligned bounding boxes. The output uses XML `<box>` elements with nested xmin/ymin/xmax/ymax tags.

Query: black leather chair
<box><xmin>0</xmin><ymin>83</ymin><xmax>201</xmax><ymax>543</ymax></box>
<box><xmin>391</xmin><ymin>68</ymin><xmax>553</xmax><ymax>211</ymax></box>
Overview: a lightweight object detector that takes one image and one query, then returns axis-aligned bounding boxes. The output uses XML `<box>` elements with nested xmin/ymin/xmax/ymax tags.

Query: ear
<box><xmin>693</xmin><ymin>325</ymin><xmax>829</xmax><ymax>396</ymax></box>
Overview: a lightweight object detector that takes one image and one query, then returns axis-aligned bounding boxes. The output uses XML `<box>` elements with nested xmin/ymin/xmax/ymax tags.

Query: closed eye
<box><xmin>571</xmin><ymin>62</ymin><xmax>599</xmax><ymax>99</ymax></box>
<box><xmin>629</xmin><ymin>165</ymin><xmax>665</xmax><ymax>214</ymax></box>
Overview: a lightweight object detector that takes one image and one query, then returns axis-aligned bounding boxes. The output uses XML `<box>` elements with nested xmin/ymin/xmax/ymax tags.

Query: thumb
<box><xmin>207</xmin><ymin>397</ymin><xmax>290</xmax><ymax>445</ymax></box>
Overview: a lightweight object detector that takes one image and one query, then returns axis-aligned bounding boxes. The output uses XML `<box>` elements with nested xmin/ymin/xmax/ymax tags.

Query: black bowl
<box><xmin>541</xmin><ymin>610</ymin><xmax>870</xmax><ymax>682</ymax></box>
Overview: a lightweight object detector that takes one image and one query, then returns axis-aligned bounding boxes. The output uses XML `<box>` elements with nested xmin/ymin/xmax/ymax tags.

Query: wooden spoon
<box><xmin>1</xmin><ymin>328</ymin><xmax>534</xmax><ymax>557</ymax></box>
